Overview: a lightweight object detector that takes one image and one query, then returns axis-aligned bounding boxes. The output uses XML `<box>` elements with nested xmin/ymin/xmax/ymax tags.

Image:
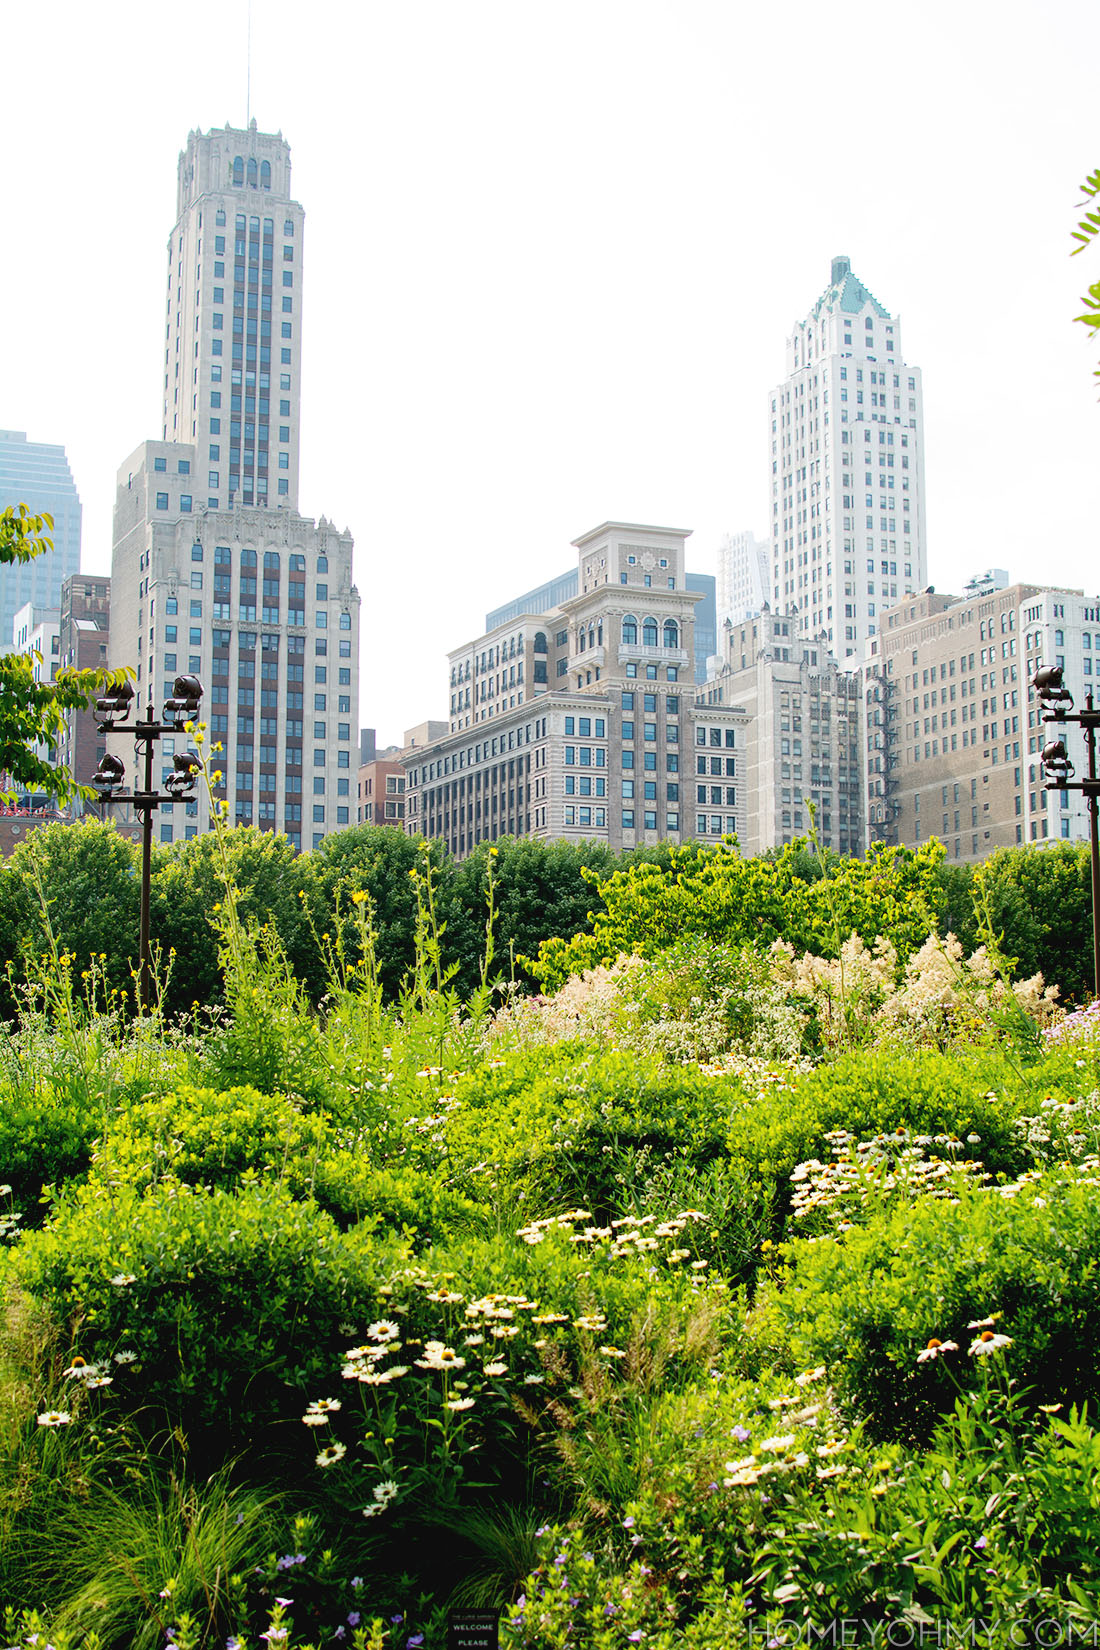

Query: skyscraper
<box><xmin>0</xmin><ymin>430</ymin><xmax>82</xmax><ymax>651</ymax></box>
<box><xmin>716</xmin><ymin>529</ymin><xmax>771</xmax><ymax>628</ymax></box>
<box><xmin>769</xmin><ymin>257</ymin><xmax>927</xmax><ymax>663</ymax></box>
<box><xmin>109</xmin><ymin>123</ymin><xmax>360</xmax><ymax>850</ymax></box>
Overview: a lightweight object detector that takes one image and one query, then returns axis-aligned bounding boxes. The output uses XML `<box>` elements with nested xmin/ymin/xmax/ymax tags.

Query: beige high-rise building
<box><xmin>864</xmin><ymin>580</ymin><xmax>1100</xmax><ymax>863</ymax></box>
<box><xmin>403</xmin><ymin>523</ymin><xmax>746</xmax><ymax>859</ymax></box>
<box><xmin>701</xmin><ymin>606</ymin><xmax>862</xmax><ymax>856</ymax></box>
<box><xmin>108</xmin><ymin>123</ymin><xmax>360</xmax><ymax>850</ymax></box>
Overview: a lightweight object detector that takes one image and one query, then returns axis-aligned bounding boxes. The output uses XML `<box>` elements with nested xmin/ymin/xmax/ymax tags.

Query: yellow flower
<box><xmin>351</xmin><ymin>890</ymin><xmax>368</xmax><ymax>905</ymax></box>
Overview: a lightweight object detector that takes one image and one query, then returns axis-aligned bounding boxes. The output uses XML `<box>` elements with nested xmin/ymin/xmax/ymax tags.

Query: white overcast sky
<box><xmin>4</xmin><ymin>0</ymin><xmax>1099</xmax><ymax>745</ymax></box>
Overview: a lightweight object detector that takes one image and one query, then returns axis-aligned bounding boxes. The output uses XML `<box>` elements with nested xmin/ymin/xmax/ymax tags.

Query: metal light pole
<box><xmin>92</xmin><ymin>675</ymin><xmax>204</xmax><ymax>1014</ymax></box>
<box><xmin>1033</xmin><ymin>666</ymin><xmax>1100</xmax><ymax>1000</ymax></box>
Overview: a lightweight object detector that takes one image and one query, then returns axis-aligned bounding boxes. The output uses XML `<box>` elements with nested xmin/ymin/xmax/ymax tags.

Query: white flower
<box><xmin>302</xmin><ymin>1412</ymin><xmax>330</xmax><ymax>1427</ymax></box>
<box><xmin>315</xmin><ymin>1442</ymin><xmax>347</xmax><ymax>1467</ymax></box>
<box><xmin>916</xmin><ymin>1338</ymin><xmax>958</xmax><ymax>1363</ymax></box>
<box><xmin>373</xmin><ymin>1478</ymin><xmax>399</xmax><ymax>1504</ymax></box>
<box><xmin>760</xmin><ymin>1434</ymin><xmax>796</xmax><ymax>1453</ymax></box>
<box><xmin>109</xmin><ymin>1273</ymin><xmax>137</xmax><ymax>1287</ymax></box>
<box><xmin>367</xmin><ymin>1320</ymin><xmax>401</xmax><ymax>1342</ymax></box>
<box><xmin>969</xmin><ymin>1331</ymin><xmax>1013</xmax><ymax>1357</ymax></box>
<box><xmin>37</xmin><ymin>1411</ymin><xmax>71</xmax><ymax>1427</ymax></box>
<box><xmin>483</xmin><ymin>1361</ymin><xmax>508</xmax><ymax>1377</ymax></box>
<box><xmin>445</xmin><ymin>1396</ymin><xmax>475</xmax><ymax>1411</ymax></box>
<box><xmin>415</xmin><ymin>1342</ymin><xmax>466</xmax><ymax>1372</ymax></box>
<box><xmin>113</xmin><ymin>1350</ymin><xmax>138</xmax><ymax>1364</ymax></box>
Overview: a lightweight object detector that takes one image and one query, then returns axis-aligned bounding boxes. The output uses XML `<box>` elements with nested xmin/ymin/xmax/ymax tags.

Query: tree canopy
<box><xmin>0</xmin><ymin>505</ymin><xmax>128</xmax><ymax>803</ymax></box>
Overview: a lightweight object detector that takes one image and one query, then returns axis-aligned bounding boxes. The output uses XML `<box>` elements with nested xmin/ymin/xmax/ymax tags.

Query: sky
<box><xmin>4</xmin><ymin>0</ymin><xmax>1099</xmax><ymax>747</ymax></box>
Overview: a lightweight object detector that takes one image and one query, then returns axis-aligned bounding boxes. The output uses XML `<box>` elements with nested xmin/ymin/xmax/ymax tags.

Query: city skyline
<box><xmin>3</xmin><ymin>0</ymin><xmax>1099</xmax><ymax>745</ymax></box>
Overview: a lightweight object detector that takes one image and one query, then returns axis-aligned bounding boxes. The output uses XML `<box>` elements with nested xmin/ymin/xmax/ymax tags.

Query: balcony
<box><xmin>618</xmin><ymin>645</ymin><xmax>689</xmax><ymax>667</ymax></box>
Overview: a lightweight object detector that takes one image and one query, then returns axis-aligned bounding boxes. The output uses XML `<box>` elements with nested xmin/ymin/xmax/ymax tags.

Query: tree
<box><xmin>0</xmin><ymin>506</ymin><xmax>128</xmax><ymax>803</ymax></box>
<box><xmin>0</xmin><ymin>819</ymin><xmax>142</xmax><ymax>1015</ymax></box>
<box><xmin>449</xmin><ymin>835</ymin><xmax>618</xmax><ymax>992</ymax></box>
<box><xmin>150</xmin><ymin>826</ymin><xmax>327</xmax><ymax>1017</ymax></box>
<box><xmin>1071</xmin><ymin>167</ymin><xmax>1100</xmax><ymax>388</ymax></box>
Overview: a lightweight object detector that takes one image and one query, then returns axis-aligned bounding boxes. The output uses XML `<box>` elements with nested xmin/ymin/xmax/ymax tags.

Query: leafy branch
<box><xmin>1072</xmin><ymin>167</ymin><xmax>1100</xmax><ymax>386</ymax></box>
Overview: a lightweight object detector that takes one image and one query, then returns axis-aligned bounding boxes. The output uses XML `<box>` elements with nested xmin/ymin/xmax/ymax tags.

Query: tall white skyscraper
<box><xmin>769</xmin><ymin>256</ymin><xmax>926</xmax><ymax>662</ymax></box>
<box><xmin>109</xmin><ymin>122</ymin><xmax>360</xmax><ymax>851</ymax></box>
<box><xmin>716</xmin><ymin>529</ymin><xmax>771</xmax><ymax>629</ymax></box>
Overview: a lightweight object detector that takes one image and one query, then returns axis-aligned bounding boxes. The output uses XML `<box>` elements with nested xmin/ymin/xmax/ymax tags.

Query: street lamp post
<box><xmin>92</xmin><ymin>675</ymin><xmax>204</xmax><ymax>1013</ymax></box>
<box><xmin>1033</xmin><ymin>664</ymin><xmax>1100</xmax><ymax>999</ymax></box>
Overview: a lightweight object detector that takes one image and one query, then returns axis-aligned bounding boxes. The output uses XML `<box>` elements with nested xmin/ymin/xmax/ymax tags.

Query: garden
<box><xmin>1</xmin><ymin>808</ymin><xmax>1099</xmax><ymax>1649</ymax></box>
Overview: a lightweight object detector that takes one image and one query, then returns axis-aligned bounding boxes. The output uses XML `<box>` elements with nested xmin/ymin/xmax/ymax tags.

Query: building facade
<box><xmin>716</xmin><ymin>529</ymin><xmax>771</xmax><ymax>629</ymax></box>
<box><xmin>701</xmin><ymin>607</ymin><xmax>863</xmax><ymax>856</ymax></box>
<box><xmin>108</xmin><ymin>123</ymin><xmax>360</xmax><ymax>849</ymax></box>
<box><xmin>863</xmin><ymin>580</ymin><xmax>1100</xmax><ymax>862</ymax></box>
<box><xmin>404</xmin><ymin>522</ymin><xmax>746</xmax><ymax>859</ymax></box>
<box><xmin>770</xmin><ymin>257</ymin><xmax>927</xmax><ymax>663</ymax></box>
<box><xmin>56</xmin><ymin>574</ymin><xmax>112</xmax><ymax>816</ymax></box>
<box><xmin>358</xmin><ymin>746</ymin><xmax>406</xmax><ymax>825</ymax></box>
<box><xmin>0</xmin><ymin>430</ymin><xmax>82</xmax><ymax>653</ymax></box>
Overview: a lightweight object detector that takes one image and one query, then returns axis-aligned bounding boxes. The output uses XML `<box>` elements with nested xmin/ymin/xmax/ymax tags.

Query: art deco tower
<box><xmin>110</xmin><ymin>123</ymin><xmax>360</xmax><ymax>851</ymax></box>
<box><xmin>769</xmin><ymin>256</ymin><xmax>927</xmax><ymax>662</ymax></box>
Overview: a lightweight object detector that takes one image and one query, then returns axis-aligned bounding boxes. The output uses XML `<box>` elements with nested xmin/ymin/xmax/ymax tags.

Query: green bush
<box><xmin>441</xmin><ymin>1047</ymin><xmax>748</xmax><ymax>1220</ymax></box>
<box><xmin>0</xmin><ymin>1087</ymin><xmax>99</xmax><ymax>1222</ymax></box>
<box><xmin>88</xmin><ymin>1082</ymin><xmax>331</xmax><ymax>1196</ymax></box>
<box><xmin>724</xmin><ymin>1047</ymin><xmax>1032</xmax><ymax>1197</ymax></box>
<box><xmin>753</xmin><ymin>1163</ymin><xmax>1100</xmax><ymax>1441</ymax></box>
<box><xmin>12</xmin><ymin>1179</ymin><xmax>406</xmax><ymax>1455</ymax></box>
<box><xmin>311</xmin><ymin>1151</ymin><xmax>490</xmax><ymax>1242</ymax></box>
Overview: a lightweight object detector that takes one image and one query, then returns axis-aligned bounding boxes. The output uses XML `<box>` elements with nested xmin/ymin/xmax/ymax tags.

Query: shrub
<box><xmin>311</xmin><ymin>1152</ymin><xmax>490</xmax><ymax>1243</ymax></box>
<box><xmin>88</xmin><ymin>1082</ymin><xmax>331</xmax><ymax>1196</ymax></box>
<box><xmin>753</xmin><ymin>1161</ymin><xmax>1100</xmax><ymax>1440</ymax></box>
<box><xmin>12</xmin><ymin>1179</ymin><xmax>406</xmax><ymax>1456</ymax></box>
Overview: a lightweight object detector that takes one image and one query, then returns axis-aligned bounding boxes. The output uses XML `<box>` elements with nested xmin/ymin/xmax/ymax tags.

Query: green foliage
<box><xmin>152</xmin><ymin>824</ymin><xmax>326</xmax><ymax>1016</ymax></box>
<box><xmin>449</xmin><ymin>836</ymin><xmax>616</xmax><ymax>993</ymax></box>
<box><xmin>311</xmin><ymin>1152</ymin><xmax>489</xmax><ymax>1242</ymax></box>
<box><xmin>0</xmin><ymin>507</ymin><xmax>127</xmax><ymax>804</ymax></box>
<box><xmin>9</xmin><ymin>1465</ymin><xmax>281</xmax><ymax>1650</ymax></box>
<box><xmin>12</xmin><ymin>1179</ymin><xmax>404</xmax><ymax>1452</ymax></box>
<box><xmin>971</xmin><ymin>841</ymin><xmax>1096</xmax><ymax>1006</ymax></box>
<box><xmin>88</xmin><ymin>1083</ymin><xmax>331</xmax><ymax>1196</ymax></box>
<box><xmin>313</xmin><ymin>826</ymin><xmax>466</xmax><ymax>1001</ymax></box>
<box><xmin>0</xmin><ymin>820</ymin><xmax>143</xmax><ymax>1015</ymax></box>
<box><xmin>755</xmin><ymin>1163</ymin><xmax>1100</xmax><ymax>1442</ymax></box>
<box><xmin>1072</xmin><ymin>165</ymin><xmax>1100</xmax><ymax>386</ymax></box>
<box><xmin>725</xmin><ymin>1047</ymin><xmax>1031</xmax><ymax>1193</ymax></box>
<box><xmin>531</xmin><ymin>837</ymin><xmax>946</xmax><ymax>990</ymax></box>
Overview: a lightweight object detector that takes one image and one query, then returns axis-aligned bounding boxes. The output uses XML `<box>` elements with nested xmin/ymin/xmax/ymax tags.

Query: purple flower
<box><xmin>622</xmin><ymin>1516</ymin><xmax>635</xmax><ymax>1529</ymax></box>
<box><xmin>974</xmin><ymin>1534</ymin><xmax>988</xmax><ymax>1550</ymax></box>
<box><xmin>535</xmin><ymin>1524</ymin><xmax>551</xmax><ymax>1537</ymax></box>
<box><xmin>731</xmin><ymin>1424</ymin><xmax>751</xmax><ymax>1443</ymax></box>
<box><xmin>390</xmin><ymin>1614</ymin><xmax>403</xmax><ymax>1624</ymax></box>
<box><xmin>275</xmin><ymin>1598</ymin><xmax>293</xmax><ymax>1609</ymax></box>
<box><xmin>407</xmin><ymin>1638</ymin><xmax>425</xmax><ymax>1648</ymax></box>
<box><xmin>348</xmin><ymin>1613</ymin><xmax>361</xmax><ymax>1627</ymax></box>
<box><xmin>554</xmin><ymin>1554</ymin><xmax>568</xmax><ymax>1567</ymax></box>
<box><xmin>629</xmin><ymin>1634</ymin><xmax>644</xmax><ymax>1643</ymax></box>
<box><xmin>334</xmin><ymin>1631</ymin><xmax>346</xmax><ymax>1643</ymax></box>
<box><xmin>227</xmin><ymin>1639</ymin><xmax>242</xmax><ymax>1650</ymax></box>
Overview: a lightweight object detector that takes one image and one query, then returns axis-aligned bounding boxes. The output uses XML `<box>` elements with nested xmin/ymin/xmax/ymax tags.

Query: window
<box><xmin>156</xmin><ymin>492</ymin><xmax>169</xmax><ymax>510</ymax></box>
<box><xmin>622</xmin><ymin>615</ymin><xmax>638</xmax><ymax>646</ymax></box>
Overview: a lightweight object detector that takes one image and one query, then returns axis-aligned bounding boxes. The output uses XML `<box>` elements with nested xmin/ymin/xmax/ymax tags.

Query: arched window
<box><xmin>240</xmin><ymin>547</ymin><xmax>257</xmax><ymax>568</ymax></box>
<box><xmin>663</xmin><ymin>619</ymin><xmax>679</xmax><ymax>649</ymax></box>
<box><xmin>578</xmin><ymin>629</ymin><xmax>586</xmax><ymax>652</ymax></box>
<box><xmin>533</xmin><ymin>631</ymin><xmax>547</xmax><ymax>653</ymax></box>
<box><xmin>260</xmin><ymin>160</ymin><xmax>271</xmax><ymax>189</ymax></box>
<box><xmin>597</xmin><ymin>622</ymin><xmax>603</xmax><ymax>645</ymax></box>
<box><xmin>643</xmin><ymin>616</ymin><xmax>658</xmax><ymax>648</ymax></box>
<box><xmin>263</xmin><ymin>550</ymin><xmax>281</xmax><ymax>570</ymax></box>
<box><xmin>289</xmin><ymin>553</ymin><xmax>306</xmax><ymax>571</ymax></box>
<box><xmin>247</xmin><ymin>157</ymin><xmax>258</xmax><ymax>188</ymax></box>
<box><xmin>232</xmin><ymin>156</ymin><xmax>244</xmax><ymax>186</ymax></box>
<box><xmin>622</xmin><ymin>615</ymin><xmax>638</xmax><ymax>645</ymax></box>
